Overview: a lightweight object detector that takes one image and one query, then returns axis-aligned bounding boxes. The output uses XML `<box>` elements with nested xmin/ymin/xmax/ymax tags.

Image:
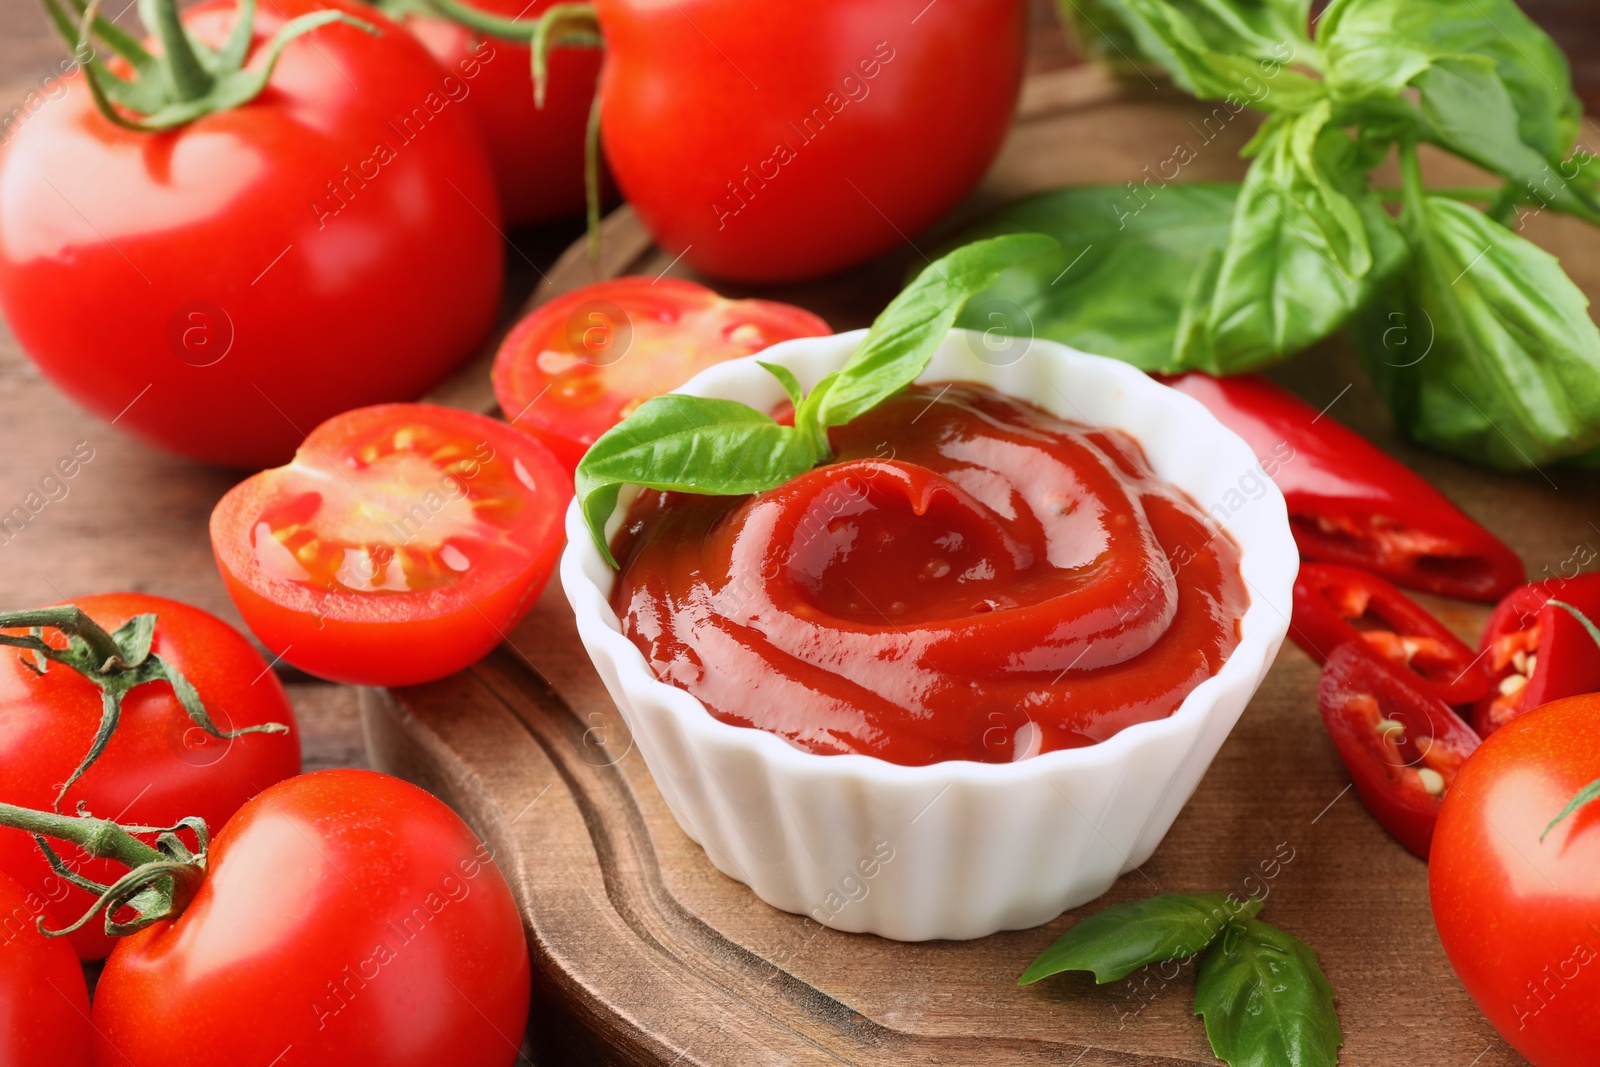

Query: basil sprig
<box><xmin>1021</xmin><ymin>890</ymin><xmax>1342</xmax><ymax>1067</ymax></box>
<box><xmin>574</xmin><ymin>233</ymin><xmax>1059</xmax><ymax>566</ymax></box>
<box><xmin>958</xmin><ymin>0</ymin><xmax>1600</xmax><ymax>471</ymax></box>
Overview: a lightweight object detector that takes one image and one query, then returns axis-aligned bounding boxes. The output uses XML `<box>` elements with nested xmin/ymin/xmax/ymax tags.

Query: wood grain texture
<box><xmin>368</xmin><ymin>68</ymin><xmax>1600</xmax><ymax>1067</ymax></box>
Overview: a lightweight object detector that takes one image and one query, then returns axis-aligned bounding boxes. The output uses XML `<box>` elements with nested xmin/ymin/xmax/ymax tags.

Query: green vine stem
<box><xmin>0</xmin><ymin>801</ymin><xmax>209</xmax><ymax>937</ymax></box>
<box><xmin>0</xmin><ymin>605</ymin><xmax>289</xmax><ymax>809</ymax></box>
<box><xmin>42</xmin><ymin>0</ymin><xmax>377</xmax><ymax>131</ymax></box>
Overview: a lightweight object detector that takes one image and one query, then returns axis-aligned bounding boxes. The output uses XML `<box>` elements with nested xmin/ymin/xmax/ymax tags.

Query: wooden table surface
<box><xmin>1</xmin><ymin>3</ymin><xmax>1598</xmax><ymax>1061</ymax></box>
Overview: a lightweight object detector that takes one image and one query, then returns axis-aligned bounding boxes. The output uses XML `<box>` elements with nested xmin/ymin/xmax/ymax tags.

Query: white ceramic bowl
<box><xmin>560</xmin><ymin>329</ymin><xmax>1296</xmax><ymax>941</ymax></box>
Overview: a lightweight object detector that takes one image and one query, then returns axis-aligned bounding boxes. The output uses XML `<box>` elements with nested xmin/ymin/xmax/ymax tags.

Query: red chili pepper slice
<box><xmin>1160</xmin><ymin>373</ymin><xmax>1525</xmax><ymax>602</ymax></box>
<box><xmin>1472</xmin><ymin>572</ymin><xmax>1600</xmax><ymax>736</ymax></box>
<box><xmin>1317</xmin><ymin>642</ymin><xmax>1483</xmax><ymax>859</ymax></box>
<box><xmin>1292</xmin><ymin>563</ymin><xmax>1490</xmax><ymax>705</ymax></box>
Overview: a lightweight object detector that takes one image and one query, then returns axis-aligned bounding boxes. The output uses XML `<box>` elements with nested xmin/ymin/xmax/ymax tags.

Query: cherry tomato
<box><xmin>392</xmin><ymin>1</ymin><xmax>601</xmax><ymax>226</ymax></box>
<box><xmin>592</xmin><ymin>0</ymin><xmax>1025</xmax><ymax>282</ymax></box>
<box><xmin>211</xmin><ymin>404</ymin><xmax>569</xmax><ymax>686</ymax></box>
<box><xmin>0</xmin><ymin>0</ymin><xmax>503</xmax><ymax>469</ymax></box>
<box><xmin>1431</xmin><ymin>694</ymin><xmax>1600</xmax><ymax>1067</ymax></box>
<box><xmin>93</xmin><ymin>769</ymin><xmax>531</xmax><ymax>1066</ymax></box>
<box><xmin>0</xmin><ymin>868</ymin><xmax>92</xmax><ymax>1067</ymax></box>
<box><xmin>492</xmin><ymin>277</ymin><xmax>830</xmax><ymax>471</ymax></box>
<box><xmin>0</xmin><ymin>594</ymin><xmax>300</xmax><ymax>961</ymax></box>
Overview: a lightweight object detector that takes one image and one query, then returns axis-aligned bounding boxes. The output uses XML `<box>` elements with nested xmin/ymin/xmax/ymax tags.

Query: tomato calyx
<box><xmin>0</xmin><ymin>800</ymin><xmax>208</xmax><ymax>937</ymax></box>
<box><xmin>0</xmin><ymin>606</ymin><xmax>288</xmax><ymax>808</ymax></box>
<box><xmin>44</xmin><ymin>0</ymin><xmax>378</xmax><ymax>131</ymax></box>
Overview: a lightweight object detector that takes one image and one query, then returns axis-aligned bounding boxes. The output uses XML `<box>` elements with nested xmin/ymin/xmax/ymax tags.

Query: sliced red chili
<box><xmin>1317</xmin><ymin>642</ymin><xmax>1483</xmax><ymax>859</ymax></box>
<box><xmin>1160</xmin><ymin>373</ymin><xmax>1525</xmax><ymax>602</ymax></box>
<box><xmin>1292</xmin><ymin>563</ymin><xmax>1490</xmax><ymax>705</ymax></box>
<box><xmin>1472</xmin><ymin>573</ymin><xmax>1600</xmax><ymax>737</ymax></box>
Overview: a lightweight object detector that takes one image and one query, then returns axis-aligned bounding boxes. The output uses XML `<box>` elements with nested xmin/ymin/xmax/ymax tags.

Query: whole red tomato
<box><xmin>211</xmin><ymin>404</ymin><xmax>569</xmax><ymax>686</ymax></box>
<box><xmin>593</xmin><ymin>0</ymin><xmax>1024</xmax><ymax>283</ymax></box>
<box><xmin>0</xmin><ymin>594</ymin><xmax>300</xmax><ymax>960</ymax></box>
<box><xmin>0</xmin><ymin>0</ymin><xmax>503</xmax><ymax>468</ymax></box>
<box><xmin>0</xmin><ymin>868</ymin><xmax>92</xmax><ymax>1067</ymax></box>
<box><xmin>396</xmin><ymin>1</ymin><xmax>601</xmax><ymax>225</ymax></box>
<box><xmin>1430</xmin><ymin>694</ymin><xmax>1600</xmax><ymax>1066</ymax></box>
<box><xmin>92</xmin><ymin>769</ymin><xmax>531</xmax><ymax>1067</ymax></box>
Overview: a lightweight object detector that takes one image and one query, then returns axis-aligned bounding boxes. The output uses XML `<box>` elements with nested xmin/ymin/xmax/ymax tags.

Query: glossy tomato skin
<box><xmin>398</xmin><ymin>1</ymin><xmax>601</xmax><ymax>226</ymax></box>
<box><xmin>1431</xmin><ymin>695</ymin><xmax>1600</xmax><ymax>1067</ymax></box>
<box><xmin>0</xmin><ymin>0</ymin><xmax>502</xmax><ymax>469</ymax></box>
<box><xmin>493</xmin><ymin>276</ymin><xmax>831</xmax><ymax>470</ymax></box>
<box><xmin>0</xmin><ymin>869</ymin><xmax>92</xmax><ymax>1067</ymax></box>
<box><xmin>93</xmin><ymin>769</ymin><xmax>531</xmax><ymax>1067</ymax></box>
<box><xmin>211</xmin><ymin>404</ymin><xmax>570</xmax><ymax>686</ymax></box>
<box><xmin>0</xmin><ymin>594</ymin><xmax>300</xmax><ymax>961</ymax></box>
<box><xmin>594</xmin><ymin>0</ymin><xmax>1024</xmax><ymax>283</ymax></box>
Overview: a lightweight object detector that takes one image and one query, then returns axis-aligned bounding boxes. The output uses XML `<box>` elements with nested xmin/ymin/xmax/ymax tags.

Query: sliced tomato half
<box><xmin>492</xmin><ymin>276</ymin><xmax>831</xmax><ymax>472</ymax></box>
<box><xmin>210</xmin><ymin>404</ymin><xmax>569</xmax><ymax>686</ymax></box>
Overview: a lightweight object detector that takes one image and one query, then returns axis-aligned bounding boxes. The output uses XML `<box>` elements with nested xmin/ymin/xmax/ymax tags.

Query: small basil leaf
<box><xmin>816</xmin><ymin>233</ymin><xmax>1059</xmax><ymax>429</ymax></box>
<box><xmin>1416</xmin><ymin>56</ymin><xmax>1600</xmax><ymax>225</ymax></box>
<box><xmin>793</xmin><ymin>371</ymin><xmax>839</xmax><ymax>458</ymax></box>
<box><xmin>1182</xmin><ymin>107</ymin><xmax>1404</xmax><ymax>372</ymax></box>
<box><xmin>1019</xmin><ymin>892</ymin><xmax>1263</xmax><ymax>986</ymax></box>
<box><xmin>1357</xmin><ymin>193</ymin><xmax>1600</xmax><ymax>468</ymax></box>
<box><xmin>1195</xmin><ymin>918</ymin><xmax>1342</xmax><ymax>1067</ymax></box>
<box><xmin>1320</xmin><ymin>0</ymin><xmax>1581</xmax><ymax>163</ymax></box>
<box><xmin>954</xmin><ymin>183</ymin><xmax>1240</xmax><ymax>372</ymax></box>
<box><xmin>575</xmin><ymin>395</ymin><xmax>820</xmax><ymax>565</ymax></box>
<box><xmin>758</xmin><ymin>361</ymin><xmax>804</xmax><ymax>410</ymax></box>
<box><xmin>1108</xmin><ymin>0</ymin><xmax>1320</xmax><ymax>106</ymax></box>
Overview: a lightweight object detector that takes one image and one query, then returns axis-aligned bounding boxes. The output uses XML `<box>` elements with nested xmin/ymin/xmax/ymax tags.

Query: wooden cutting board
<box><xmin>366</xmin><ymin>66</ymin><xmax>1600</xmax><ymax>1066</ymax></box>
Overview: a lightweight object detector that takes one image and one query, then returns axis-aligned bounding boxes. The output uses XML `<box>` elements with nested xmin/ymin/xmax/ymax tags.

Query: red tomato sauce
<box><xmin>610</xmin><ymin>382</ymin><xmax>1248</xmax><ymax>766</ymax></box>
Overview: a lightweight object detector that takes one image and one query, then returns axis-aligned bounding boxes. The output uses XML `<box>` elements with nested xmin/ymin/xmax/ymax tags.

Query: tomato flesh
<box><xmin>1431</xmin><ymin>695</ymin><xmax>1600</xmax><ymax>1067</ymax></box>
<box><xmin>212</xmin><ymin>405</ymin><xmax>569</xmax><ymax>686</ymax></box>
<box><xmin>493</xmin><ymin>276</ymin><xmax>830</xmax><ymax>471</ymax></box>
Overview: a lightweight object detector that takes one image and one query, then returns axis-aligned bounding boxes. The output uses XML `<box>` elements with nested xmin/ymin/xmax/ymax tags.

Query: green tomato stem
<box><xmin>0</xmin><ymin>606</ymin><xmax>126</xmax><ymax>670</ymax></box>
<box><xmin>0</xmin><ymin>802</ymin><xmax>164</xmax><ymax>869</ymax></box>
<box><xmin>139</xmin><ymin>0</ymin><xmax>214</xmax><ymax>100</ymax></box>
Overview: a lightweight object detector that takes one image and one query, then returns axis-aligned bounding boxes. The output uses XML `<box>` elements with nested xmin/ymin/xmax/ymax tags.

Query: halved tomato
<box><xmin>210</xmin><ymin>405</ymin><xmax>569</xmax><ymax>686</ymax></box>
<box><xmin>492</xmin><ymin>277</ymin><xmax>831</xmax><ymax>471</ymax></box>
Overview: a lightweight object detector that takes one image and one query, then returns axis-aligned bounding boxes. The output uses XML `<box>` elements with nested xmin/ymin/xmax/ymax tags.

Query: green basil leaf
<box><xmin>1181</xmin><ymin>107</ymin><xmax>1405</xmax><ymax>373</ymax></box>
<box><xmin>1105</xmin><ymin>0</ymin><xmax>1321</xmax><ymax>107</ymax></box>
<box><xmin>1054</xmin><ymin>0</ymin><xmax>1158</xmax><ymax>77</ymax></box>
<box><xmin>1320</xmin><ymin>0</ymin><xmax>1582</xmax><ymax>162</ymax></box>
<box><xmin>954</xmin><ymin>183</ymin><xmax>1240</xmax><ymax>372</ymax></box>
<box><xmin>1195</xmin><ymin>918</ymin><xmax>1342</xmax><ymax>1067</ymax></box>
<box><xmin>1019</xmin><ymin>892</ymin><xmax>1263</xmax><ymax>986</ymax></box>
<box><xmin>815</xmin><ymin>233</ymin><xmax>1059</xmax><ymax>429</ymax></box>
<box><xmin>758</xmin><ymin>361</ymin><xmax>804</xmax><ymax>409</ymax></box>
<box><xmin>1416</xmin><ymin>56</ymin><xmax>1600</xmax><ymax>225</ymax></box>
<box><xmin>575</xmin><ymin>395</ymin><xmax>820</xmax><ymax>565</ymax></box>
<box><xmin>1356</xmin><ymin>191</ymin><xmax>1600</xmax><ymax>469</ymax></box>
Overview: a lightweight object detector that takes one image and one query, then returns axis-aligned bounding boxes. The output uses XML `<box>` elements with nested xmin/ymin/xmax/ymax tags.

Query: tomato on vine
<box><xmin>0</xmin><ymin>769</ymin><xmax>530</xmax><ymax>1066</ymax></box>
<box><xmin>0</xmin><ymin>594</ymin><xmax>300</xmax><ymax>960</ymax></box>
